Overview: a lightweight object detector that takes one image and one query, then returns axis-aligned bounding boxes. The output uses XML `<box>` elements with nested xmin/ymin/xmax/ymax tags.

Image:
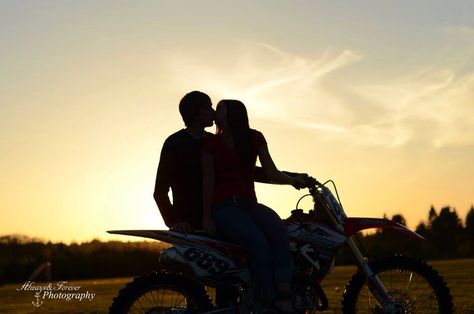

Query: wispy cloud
<box><xmin>353</xmin><ymin>68</ymin><xmax>474</xmax><ymax>148</ymax></box>
<box><xmin>444</xmin><ymin>25</ymin><xmax>474</xmax><ymax>36</ymax></box>
<box><xmin>162</xmin><ymin>40</ymin><xmax>474</xmax><ymax>149</ymax></box>
<box><xmin>297</xmin><ymin>121</ymin><xmax>347</xmax><ymax>133</ymax></box>
<box><xmin>245</xmin><ymin>48</ymin><xmax>361</xmax><ymax>95</ymax></box>
<box><xmin>162</xmin><ymin>40</ymin><xmax>361</xmax><ymax>127</ymax></box>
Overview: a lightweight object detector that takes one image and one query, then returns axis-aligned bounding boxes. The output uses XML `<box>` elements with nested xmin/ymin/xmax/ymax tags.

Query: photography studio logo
<box><xmin>17</xmin><ymin>281</ymin><xmax>96</xmax><ymax>307</ymax></box>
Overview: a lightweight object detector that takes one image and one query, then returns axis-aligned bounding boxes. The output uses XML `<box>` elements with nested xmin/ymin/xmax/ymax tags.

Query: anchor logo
<box><xmin>32</xmin><ymin>292</ymin><xmax>43</xmax><ymax>308</ymax></box>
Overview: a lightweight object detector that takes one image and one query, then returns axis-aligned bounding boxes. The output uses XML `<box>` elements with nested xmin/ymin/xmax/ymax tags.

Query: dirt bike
<box><xmin>108</xmin><ymin>177</ymin><xmax>453</xmax><ymax>313</ymax></box>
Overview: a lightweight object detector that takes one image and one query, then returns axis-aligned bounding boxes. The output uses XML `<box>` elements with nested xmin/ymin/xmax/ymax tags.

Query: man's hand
<box><xmin>170</xmin><ymin>222</ymin><xmax>193</xmax><ymax>233</ymax></box>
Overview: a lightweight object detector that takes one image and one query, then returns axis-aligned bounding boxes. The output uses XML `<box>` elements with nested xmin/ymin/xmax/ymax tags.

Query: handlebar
<box><xmin>304</xmin><ymin>176</ymin><xmax>318</xmax><ymax>188</ymax></box>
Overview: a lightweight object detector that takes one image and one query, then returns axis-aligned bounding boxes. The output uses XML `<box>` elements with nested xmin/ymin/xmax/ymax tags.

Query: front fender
<box><xmin>344</xmin><ymin>218</ymin><xmax>424</xmax><ymax>240</ymax></box>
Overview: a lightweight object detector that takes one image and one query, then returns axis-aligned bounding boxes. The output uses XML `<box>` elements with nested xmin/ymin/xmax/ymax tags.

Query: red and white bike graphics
<box><xmin>108</xmin><ymin>177</ymin><xmax>453</xmax><ymax>314</ymax></box>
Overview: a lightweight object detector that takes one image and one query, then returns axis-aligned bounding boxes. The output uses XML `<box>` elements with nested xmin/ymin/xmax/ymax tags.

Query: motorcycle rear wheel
<box><xmin>109</xmin><ymin>272</ymin><xmax>213</xmax><ymax>314</ymax></box>
<box><xmin>341</xmin><ymin>255</ymin><xmax>453</xmax><ymax>314</ymax></box>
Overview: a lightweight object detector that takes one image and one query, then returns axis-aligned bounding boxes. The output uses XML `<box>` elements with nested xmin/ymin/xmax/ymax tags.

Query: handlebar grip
<box><xmin>304</xmin><ymin>176</ymin><xmax>317</xmax><ymax>187</ymax></box>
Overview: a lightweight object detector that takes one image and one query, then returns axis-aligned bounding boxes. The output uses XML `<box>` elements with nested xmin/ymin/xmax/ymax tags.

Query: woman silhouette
<box><xmin>201</xmin><ymin>99</ymin><xmax>305</xmax><ymax>312</ymax></box>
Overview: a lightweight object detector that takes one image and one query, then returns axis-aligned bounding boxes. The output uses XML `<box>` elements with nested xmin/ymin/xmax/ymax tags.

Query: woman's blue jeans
<box><xmin>212</xmin><ymin>201</ymin><xmax>292</xmax><ymax>302</ymax></box>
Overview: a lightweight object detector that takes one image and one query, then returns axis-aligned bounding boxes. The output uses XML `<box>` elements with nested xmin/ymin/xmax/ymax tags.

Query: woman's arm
<box><xmin>258</xmin><ymin>144</ymin><xmax>306</xmax><ymax>188</ymax></box>
<box><xmin>202</xmin><ymin>151</ymin><xmax>217</xmax><ymax>234</ymax></box>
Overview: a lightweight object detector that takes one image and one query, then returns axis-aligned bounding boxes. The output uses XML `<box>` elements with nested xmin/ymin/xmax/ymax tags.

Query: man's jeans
<box><xmin>213</xmin><ymin>200</ymin><xmax>292</xmax><ymax>302</ymax></box>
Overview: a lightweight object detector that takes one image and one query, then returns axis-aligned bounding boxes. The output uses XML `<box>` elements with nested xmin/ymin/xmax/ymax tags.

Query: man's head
<box><xmin>179</xmin><ymin>91</ymin><xmax>214</xmax><ymax>128</ymax></box>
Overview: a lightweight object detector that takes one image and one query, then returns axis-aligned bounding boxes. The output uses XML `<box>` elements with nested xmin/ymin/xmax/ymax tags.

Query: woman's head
<box><xmin>215</xmin><ymin>100</ymin><xmax>254</xmax><ymax>168</ymax></box>
<box><xmin>215</xmin><ymin>99</ymin><xmax>249</xmax><ymax>133</ymax></box>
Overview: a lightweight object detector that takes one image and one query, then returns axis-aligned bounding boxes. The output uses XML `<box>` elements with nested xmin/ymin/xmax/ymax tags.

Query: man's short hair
<box><xmin>179</xmin><ymin>91</ymin><xmax>211</xmax><ymax>126</ymax></box>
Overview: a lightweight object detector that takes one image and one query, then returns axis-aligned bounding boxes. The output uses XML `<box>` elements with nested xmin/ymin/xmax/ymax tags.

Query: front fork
<box><xmin>312</xmin><ymin>186</ymin><xmax>400</xmax><ymax>313</ymax></box>
<box><xmin>346</xmin><ymin>237</ymin><xmax>399</xmax><ymax>313</ymax></box>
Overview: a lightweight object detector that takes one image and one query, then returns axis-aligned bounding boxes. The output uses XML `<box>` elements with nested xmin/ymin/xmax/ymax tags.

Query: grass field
<box><xmin>1</xmin><ymin>259</ymin><xmax>473</xmax><ymax>314</ymax></box>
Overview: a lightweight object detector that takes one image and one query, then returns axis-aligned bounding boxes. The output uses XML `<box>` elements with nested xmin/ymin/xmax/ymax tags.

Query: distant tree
<box><xmin>375</xmin><ymin>213</ymin><xmax>389</xmax><ymax>235</ymax></box>
<box><xmin>391</xmin><ymin>214</ymin><xmax>407</xmax><ymax>226</ymax></box>
<box><xmin>466</xmin><ymin>205</ymin><xmax>474</xmax><ymax>256</ymax></box>
<box><xmin>0</xmin><ymin>236</ymin><xmax>169</xmax><ymax>283</ymax></box>
<box><xmin>416</xmin><ymin>222</ymin><xmax>428</xmax><ymax>237</ymax></box>
<box><xmin>414</xmin><ymin>221</ymin><xmax>437</xmax><ymax>258</ymax></box>
<box><xmin>429</xmin><ymin>206</ymin><xmax>437</xmax><ymax>225</ymax></box>
<box><xmin>466</xmin><ymin>206</ymin><xmax>474</xmax><ymax>237</ymax></box>
<box><xmin>430</xmin><ymin>206</ymin><xmax>463</xmax><ymax>258</ymax></box>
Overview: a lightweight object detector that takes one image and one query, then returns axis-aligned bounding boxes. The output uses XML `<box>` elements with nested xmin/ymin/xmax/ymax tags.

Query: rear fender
<box><xmin>107</xmin><ymin>230</ymin><xmax>194</xmax><ymax>245</ymax></box>
<box><xmin>107</xmin><ymin>229</ymin><xmax>249</xmax><ymax>264</ymax></box>
<box><xmin>344</xmin><ymin>218</ymin><xmax>424</xmax><ymax>240</ymax></box>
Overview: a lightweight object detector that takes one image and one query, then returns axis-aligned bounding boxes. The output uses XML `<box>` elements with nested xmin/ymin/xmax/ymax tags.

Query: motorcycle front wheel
<box><xmin>341</xmin><ymin>255</ymin><xmax>453</xmax><ymax>314</ymax></box>
<box><xmin>109</xmin><ymin>272</ymin><xmax>213</xmax><ymax>314</ymax></box>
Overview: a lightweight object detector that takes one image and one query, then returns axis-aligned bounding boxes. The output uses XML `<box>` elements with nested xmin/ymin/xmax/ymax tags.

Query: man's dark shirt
<box><xmin>154</xmin><ymin>129</ymin><xmax>293</xmax><ymax>229</ymax></box>
<box><xmin>154</xmin><ymin>129</ymin><xmax>212</xmax><ymax>229</ymax></box>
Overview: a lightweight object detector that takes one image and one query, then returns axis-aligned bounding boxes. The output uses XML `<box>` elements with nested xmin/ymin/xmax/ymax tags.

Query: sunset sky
<box><xmin>1</xmin><ymin>1</ymin><xmax>473</xmax><ymax>243</ymax></box>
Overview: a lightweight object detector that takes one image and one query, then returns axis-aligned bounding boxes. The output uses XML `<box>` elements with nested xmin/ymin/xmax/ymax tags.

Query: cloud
<box><xmin>245</xmin><ymin>48</ymin><xmax>361</xmax><ymax>95</ymax></box>
<box><xmin>352</xmin><ymin>68</ymin><xmax>474</xmax><ymax>148</ymax></box>
<box><xmin>444</xmin><ymin>25</ymin><xmax>474</xmax><ymax>36</ymax></box>
<box><xmin>161</xmin><ymin>40</ymin><xmax>474</xmax><ymax>149</ymax></box>
<box><xmin>161</xmin><ymin>40</ymin><xmax>362</xmax><ymax>126</ymax></box>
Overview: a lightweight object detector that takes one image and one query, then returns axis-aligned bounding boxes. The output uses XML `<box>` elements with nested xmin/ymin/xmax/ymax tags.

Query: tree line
<box><xmin>0</xmin><ymin>237</ymin><xmax>169</xmax><ymax>284</ymax></box>
<box><xmin>1</xmin><ymin>205</ymin><xmax>473</xmax><ymax>283</ymax></box>
<box><xmin>343</xmin><ymin>205</ymin><xmax>474</xmax><ymax>263</ymax></box>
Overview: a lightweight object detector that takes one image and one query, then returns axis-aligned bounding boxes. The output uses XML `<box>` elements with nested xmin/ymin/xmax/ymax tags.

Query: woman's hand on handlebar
<box><xmin>290</xmin><ymin>174</ymin><xmax>308</xmax><ymax>190</ymax></box>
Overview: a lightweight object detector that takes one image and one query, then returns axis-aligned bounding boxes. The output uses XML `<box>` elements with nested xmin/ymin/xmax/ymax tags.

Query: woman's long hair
<box><xmin>216</xmin><ymin>100</ymin><xmax>254</xmax><ymax>169</ymax></box>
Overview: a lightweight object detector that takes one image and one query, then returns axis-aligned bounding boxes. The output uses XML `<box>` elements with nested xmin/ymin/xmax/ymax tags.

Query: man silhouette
<box><xmin>154</xmin><ymin>91</ymin><xmax>215</xmax><ymax>232</ymax></box>
<box><xmin>154</xmin><ymin>91</ymin><xmax>239</xmax><ymax>307</ymax></box>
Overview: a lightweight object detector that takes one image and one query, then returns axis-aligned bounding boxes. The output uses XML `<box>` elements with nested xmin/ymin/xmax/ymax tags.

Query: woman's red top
<box><xmin>202</xmin><ymin>129</ymin><xmax>267</xmax><ymax>205</ymax></box>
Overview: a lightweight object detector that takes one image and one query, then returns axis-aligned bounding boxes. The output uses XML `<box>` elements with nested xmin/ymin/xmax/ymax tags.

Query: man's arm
<box><xmin>153</xmin><ymin>140</ymin><xmax>179</xmax><ymax>227</ymax></box>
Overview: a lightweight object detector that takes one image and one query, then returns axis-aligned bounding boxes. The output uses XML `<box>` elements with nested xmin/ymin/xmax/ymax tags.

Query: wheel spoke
<box><xmin>405</xmin><ymin>272</ymin><xmax>423</xmax><ymax>293</ymax></box>
<box><xmin>413</xmin><ymin>291</ymin><xmax>437</xmax><ymax>304</ymax></box>
<box><xmin>135</xmin><ymin>297</ymin><xmax>147</xmax><ymax>312</ymax></box>
<box><xmin>150</xmin><ymin>288</ymin><xmax>158</xmax><ymax>306</ymax></box>
<box><xmin>143</xmin><ymin>292</ymin><xmax>155</xmax><ymax>308</ymax></box>
<box><xmin>160</xmin><ymin>288</ymin><xmax>165</xmax><ymax>308</ymax></box>
<box><xmin>405</xmin><ymin>270</ymin><xmax>414</xmax><ymax>290</ymax></box>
